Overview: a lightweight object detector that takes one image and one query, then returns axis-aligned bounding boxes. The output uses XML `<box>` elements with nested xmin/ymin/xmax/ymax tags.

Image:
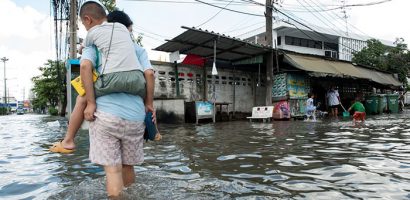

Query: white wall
<box><xmin>339</xmin><ymin>37</ymin><xmax>368</xmax><ymax>61</ymax></box>
<box><xmin>152</xmin><ymin>62</ymin><xmax>266</xmax><ymax>113</ymax></box>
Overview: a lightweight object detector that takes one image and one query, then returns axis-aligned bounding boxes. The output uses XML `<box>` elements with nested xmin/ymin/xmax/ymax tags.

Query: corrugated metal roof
<box><xmin>284</xmin><ymin>53</ymin><xmax>402</xmax><ymax>87</ymax></box>
<box><xmin>154</xmin><ymin>26</ymin><xmax>272</xmax><ymax>62</ymax></box>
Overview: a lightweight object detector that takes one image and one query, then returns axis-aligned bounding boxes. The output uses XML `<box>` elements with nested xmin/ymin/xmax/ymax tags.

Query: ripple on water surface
<box><xmin>1</xmin><ymin>114</ymin><xmax>410</xmax><ymax>199</ymax></box>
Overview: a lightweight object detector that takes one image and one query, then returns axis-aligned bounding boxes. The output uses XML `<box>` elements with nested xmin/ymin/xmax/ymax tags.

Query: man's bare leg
<box><xmin>61</xmin><ymin>95</ymin><xmax>87</xmax><ymax>149</ymax></box>
<box><xmin>330</xmin><ymin>108</ymin><xmax>335</xmax><ymax>117</ymax></box>
<box><xmin>105</xmin><ymin>165</ymin><xmax>124</xmax><ymax>198</ymax></box>
<box><xmin>122</xmin><ymin>165</ymin><xmax>135</xmax><ymax>187</ymax></box>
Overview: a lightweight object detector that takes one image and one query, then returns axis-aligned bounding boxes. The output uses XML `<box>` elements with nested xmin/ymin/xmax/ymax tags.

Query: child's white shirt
<box><xmin>85</xmin><ymin>21</ymin><xmax>142</xmax><ymax>73</ymax></box>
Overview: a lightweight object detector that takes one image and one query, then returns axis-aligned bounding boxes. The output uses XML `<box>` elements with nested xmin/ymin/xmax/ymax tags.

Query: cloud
<box><xmin>0</xmin><ymin>0</ymin><xmax>54</xmax><ymax>100</ymax></box>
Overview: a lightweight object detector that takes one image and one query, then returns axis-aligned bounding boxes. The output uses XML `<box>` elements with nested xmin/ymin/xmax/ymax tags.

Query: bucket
<box><xmin>340</xmin><ymin>104</ymin><xmax>350</xmax><ymax>117</ymax></box>
<box><xmin>342</xmin><ymin>111</ymin><xmax>350</xmax><ymax>117</ymax></box>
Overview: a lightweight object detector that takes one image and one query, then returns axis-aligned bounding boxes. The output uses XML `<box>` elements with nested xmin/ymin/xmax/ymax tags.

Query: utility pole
<box><xmin>69</xmin><ymin>0</ymin><xmax>77</xmax><ymax>59</ymax></box>
<box><xmin>265</xmin><ymin>0</ymin><xmax>273</xmax><ymax>106</ymax></box>
<box><xmin>1</xmin><ymin>57</ymin><xmax>8</xmax><ymax>109</ymax></box>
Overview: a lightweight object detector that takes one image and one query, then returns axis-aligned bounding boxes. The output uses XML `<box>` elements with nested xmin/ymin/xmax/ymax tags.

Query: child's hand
<box><xmin>84</xmin><ymin>103</ymin><xmax>96</xmax><ymax>121</ymax></box>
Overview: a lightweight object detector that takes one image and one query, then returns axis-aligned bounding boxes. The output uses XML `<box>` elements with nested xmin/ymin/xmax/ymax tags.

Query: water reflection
<box><xmin>0</xmin><ymin>113</ymin><xmax>409</xmax><ymax>199</ymax></box>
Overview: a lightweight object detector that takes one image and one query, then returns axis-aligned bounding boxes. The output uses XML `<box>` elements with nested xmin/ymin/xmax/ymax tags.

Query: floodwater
<box><xmin>0</xmin><ymin>113</ymin><xmax>410</xmax><ymax>199</ymax></box>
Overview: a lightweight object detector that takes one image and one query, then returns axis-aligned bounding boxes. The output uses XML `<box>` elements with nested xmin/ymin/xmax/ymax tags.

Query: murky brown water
<box><xmin>1</xmin><ymin>113</ymin><xmax>410</xmax><ymax>199</ymax></box>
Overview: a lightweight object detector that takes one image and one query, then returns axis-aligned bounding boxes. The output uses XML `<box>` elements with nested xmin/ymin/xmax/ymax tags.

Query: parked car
<box><xmin>16</xmin><ymin>108</ymin><xmax>24</xmax><ymax>115</ymax></box>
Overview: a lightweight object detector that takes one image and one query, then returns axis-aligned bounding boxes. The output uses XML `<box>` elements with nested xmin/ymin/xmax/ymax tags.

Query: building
<box><xmin>0</xmin><ymin>97</ymin><xmax>18</xmax><ymax>111</ymax></box>
<box><xmin>66</xmin><ymin>26</ymin><xmax>402</xmax><ymax>123</ymax></box>
<box><xmin>245</xmin><ymin>21</ymin><xmax>394</xmax><ymax>62</ymax></box>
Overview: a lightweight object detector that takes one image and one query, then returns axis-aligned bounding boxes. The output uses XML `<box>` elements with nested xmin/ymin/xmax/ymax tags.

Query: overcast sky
<box><xmin>0</xmin><ymin>0</ymin><xmax>408</xmax><ymax>100</ymax></box>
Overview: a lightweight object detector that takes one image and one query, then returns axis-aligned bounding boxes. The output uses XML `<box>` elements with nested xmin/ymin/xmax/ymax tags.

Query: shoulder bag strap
<box><xmin>100</xmin><ymin>22</ymin><xmax>115</xmax><ymax>76</ymax></box>
<box><xmin>94</xmin><ymin>46</ymin><xmax>100</xmax><ymax>71</ymax></box>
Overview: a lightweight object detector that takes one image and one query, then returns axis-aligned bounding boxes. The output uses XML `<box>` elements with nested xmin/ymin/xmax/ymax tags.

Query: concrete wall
<box><xmin>152</xmin><ymin>61</ymin><xmax>266</xmax><ymax>114</ymax></box>
<box><xmin>154</xmin><ymin>98</ymin><xmax>185</xmax><ymax>123</ymax></box>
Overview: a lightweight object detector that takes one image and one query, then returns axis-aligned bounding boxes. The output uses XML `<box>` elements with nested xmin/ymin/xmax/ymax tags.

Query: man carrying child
<box><xmin>79</xmin><ymin>1</ymin><xmax>146</xmax><ymax>198</ymax></box>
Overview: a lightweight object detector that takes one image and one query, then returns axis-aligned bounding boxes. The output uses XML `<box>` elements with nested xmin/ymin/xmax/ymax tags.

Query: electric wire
<box><xmin>297</xmin><ymin>0</ymin><xmax>347</xmax><ymax>37</ymax></box>
<box><xmin>196</xmin><ymin>0</ymin><xmax>235</xmax><ymax>28</ymax></box>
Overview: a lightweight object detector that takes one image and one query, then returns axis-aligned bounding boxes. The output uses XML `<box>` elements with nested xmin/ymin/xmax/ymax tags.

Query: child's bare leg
<box><xmin>105</xmin><ymin>165</ymin><xmax>124</xmax><ymax>197</ymax></box>
<box><xmin>62</xmin><ymin>95</ymin><xmax>87</xmax><ymax>149</ymax></box>
<box><xmin>122</xmin><ymin>165</ymin><xmax>135</xmax><ymax>187</ymax></box>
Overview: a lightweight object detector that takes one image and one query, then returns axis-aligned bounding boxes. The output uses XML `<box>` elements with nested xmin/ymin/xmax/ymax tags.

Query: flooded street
<box><xmin>1</xmin><ymin>114</ymin><xmax>410</xmax><ymax>199</ymax></box>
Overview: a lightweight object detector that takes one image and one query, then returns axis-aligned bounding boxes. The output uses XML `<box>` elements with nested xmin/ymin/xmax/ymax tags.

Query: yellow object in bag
<box><xmin>71</xmin><ymin>70</ymin><xmax>99</xmax><ymax>96</ymax></box>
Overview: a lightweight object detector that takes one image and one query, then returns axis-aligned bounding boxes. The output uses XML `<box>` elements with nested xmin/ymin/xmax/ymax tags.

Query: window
<box><xmin>168</xmin><ymin>71</ymin><xmax>175</xmax><ymax>76</ymax></box>
<box><xmin>228</xmin><ymin>77</ymin><xmax>233</xmax><ymax>80</ymax></box>
<box><xmin>285</xmin><ymin>36</ymin><xmax>292</xmax><ymax>45</ymax></box>
<box><xmin>324</xmin><ymin>42</ymin><xmax>338</xmax><ymax>51</ymax></box>
<box><xmin>285</xmin><ymin>36</ymin><xmax>322</xmax><ymax>49</ymax></box>
<box><xmin>215</xmin><ymin>75</ymin><xmax>219</xmax><ymax>79</ymax></box>
<box><xmin>222</xmin><ymin>81</ymin><xmax>227</xmax><ymax>84</ymax></box>
<box><xmin>158</xmin><ymin>71</ymin><xmax>166</xmax><ymax>75</ymax></box>
<box><xmin>277</xmin><ymin>36</ymin><xmax>281</xmax><ymax>46</ymax></box>
<box><xmin>221</xmin><ymin>76</ymin><xmax>227</xmax><ymax>80</ymax></box>
<box><xmin>301</xmin><ymin>39</ymin><xmax>308</xmax><ymax>47</ymax></box>
<box><xmin>207</xmin><ymin>75</ymin><xmax>212</xmax><ymax>79</ymax></box>
<box><xmin>242</xmin><ymin>78</ymin><xmax>246</xmax><ymax>81</ymax></box>
<box><xmin>314</xmin><ymin>41</ymin><xmax>322</xmax><ymax>49</ymax></box>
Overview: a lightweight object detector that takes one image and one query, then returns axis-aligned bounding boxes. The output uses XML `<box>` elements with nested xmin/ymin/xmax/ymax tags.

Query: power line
<box><xmin>196</xmin><ymin>0</ymin><xmax>235</xmax><ymax>28</ymax></box>
<box><xmin>280</xmin><ymin>0</ymin><xmax>393</xmax><ymax>11</ymax></box>
<box><xmin>309</xmin><ymin>0</ymin><xmax>373</xmax><ymax>40</ymax></box>
<box><xmin>297</xmin><ymin>0</ymin><xmax>347</xmax><ymax>37</ymax></box>
<box><xmin>235</xmin><ymin>25</ymin><xmax>265</xmax><ymax>37</ymax></box>
<box><xmin>133</xmin><ymin>25</ymin><xmax>171</xmax><ymax>38</ymax></box>
<box><xmin>222</xmin><ymin>15</ymin><xmax>254</xmax><ymax>32</ymax></box>
<box><xmin>126</xmin><ymin>0</ymin><xmax>256</xmax><ymax>5</ymax></box>
<box><xmin>240</xmin><ymin>0</ymin><xmax>360</xmax><ymax>53</ymax></box>
<box><xmin>194</xmin><ymin>0</ymin><xmax>265</xmax><ymax>17</ymax></box>
<box><xmin>225</xmin><ymin>21</ymin><xmax>265</xmax><ymax>33</ymax></box>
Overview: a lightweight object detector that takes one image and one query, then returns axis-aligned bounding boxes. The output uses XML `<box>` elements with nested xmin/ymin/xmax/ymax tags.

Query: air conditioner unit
<box><xmin>325</xmin><ymin>50</ymin><xmax>338</xmax><ymax>59</ymax></box>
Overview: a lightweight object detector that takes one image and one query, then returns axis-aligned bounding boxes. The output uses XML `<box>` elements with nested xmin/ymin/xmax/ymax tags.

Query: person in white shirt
<box><xmin>326</xmin><ymin>86</ymin><xmax>341</xmax><ymax>117</ymax></box>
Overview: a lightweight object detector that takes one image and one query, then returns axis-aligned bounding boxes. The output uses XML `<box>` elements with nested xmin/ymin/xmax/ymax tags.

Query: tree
<box><xmin>352</xmin><ymin>38</ymin><xmax>410</xmax><ymax>85</ymax></box>
<box><xmin>352</xmin><ymin>39</ymin><xmax>387</xmax><ymax>70</ymax></box>
<box><xmin>31</xmin><ymin>60</ymin><xmax>67</xmax><ymax>116</ymax></box>
<box><xmin>99</xmin><ymin>0</ymin><xmax>144</xmax><ymax>45</ymax></box>
<box><xmin>100</xmin><ymin>0</ymin><xmax>117</xmax><ymax>12</ymax></box>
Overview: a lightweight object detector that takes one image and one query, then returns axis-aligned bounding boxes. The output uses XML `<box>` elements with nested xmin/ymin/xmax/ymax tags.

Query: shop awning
<box><xmin>154</xmin><ymin>26</ymin><xmax>272</xmax><ymax>62</ymax></box>
<box><xmin>283</xmin><ymin>53</ymin><xmax>402</xmax><ymax>87</ymax></box>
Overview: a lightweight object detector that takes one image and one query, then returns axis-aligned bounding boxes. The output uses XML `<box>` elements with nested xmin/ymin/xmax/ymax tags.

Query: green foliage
<box><xmin>134</xmin><ymin>34</ymin><xmax>143</xmax><ymax>47</ymax></box>
<box><xmin>99</xmin><ymin>0</ymin><xmax>117</xmax><ymax>12</ymax></box>
<box><xmin>352</xmin><ymin>38</ymin><xmax>410</xmax><ymax>85</ymax></box>
<box><xmin>31</xmin><ymin>60</ymin><xmax>66</xmax><ymax>115</ymax></box>
<box><xmin>0</xmin><ymin>107</ymin><xmax>7</xmax><ymax>115</ymax></box>
<box><xmin>48</xmin><ymin>107</ymin><xmax>59</xmax><ymax>116</ymax></box>
<box><xmin>99</xmin><ymin>0</ymin><xmax>144</xmax><ymax>45</ymax></box>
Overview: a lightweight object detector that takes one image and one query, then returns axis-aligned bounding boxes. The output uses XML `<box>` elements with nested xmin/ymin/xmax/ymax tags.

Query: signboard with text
<box><xmin>195</xmin><ymin>101</ymin><xmax>215</xmax><ymax>124</ymax></box>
